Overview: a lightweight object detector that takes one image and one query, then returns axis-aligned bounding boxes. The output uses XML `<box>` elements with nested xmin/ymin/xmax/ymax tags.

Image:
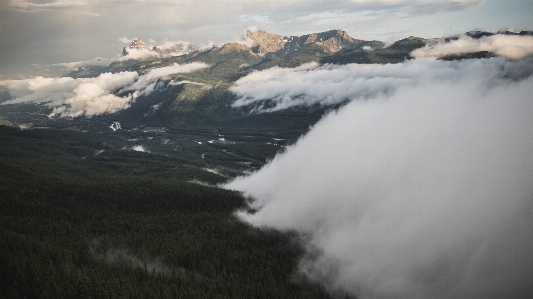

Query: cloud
<box><xmin>76</xmin><ymin>11</ymin><xmax>100</xmax><ymax>17</ymax></box>
<box><xmin>118</xmin><ymin>36</ymin><xmax>134</xmax><ymax>44</ymax></box>
<box><xmin>225</xmin><ymin>57</ymin><xmax>533</xmax><ymax>299</ymax></box>
<box><xmin>120</xmin><ymin>40</ymin><xmax>199</xmax><ymax>61</ymax></box>
<box><xmin>155</xmin><ymin>40</ymin><xmax>191</xmax><ymax>50</ymax></box>
<box><xmin>168</xmin><ymin>80</ymin><xmax>206</xmax><ymax>86</ymax></box>
<box><xmin>123</xmin><ymin>62</ymin><xmax>208</xmax><ymax>93</ymax></box>
<box><xmin>1</xmin><ymin>62</ymin><xmax>209</xmax><ymax>117</ymax></box>
<box><xmin>9</xmin><ymin>0</ymin><xmax>88</xmax><ymax>11</ymax></box>
<box><xmin>51</xmin><ymin>57</ymin><xmax>117</xmax><ymax>70</ymax></box>
<box><xmin>132</xmin><ymin>145</ymin><xmax>149</xmax><ymax>153</ymax></box>
<box><xmin>119</xmin><ymin>48</ymin><xmax>160</xmax><ymax>61</ymax></box>
<box><xmin>412</xmin><ymin>34</ymin><xmax>533</xmax><ymax>60</ymax></box>
<box><xmin>1</xmin><ymin>71</ymin><xmax>138</xmax><ymax>117</ymax></box>
<box><xmin>231</xmin><ymin>57</ymin><xmax>533</xmax><ymax>112</ymax></box>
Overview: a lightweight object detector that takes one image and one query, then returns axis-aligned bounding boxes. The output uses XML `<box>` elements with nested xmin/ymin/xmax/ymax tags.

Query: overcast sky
<box><xmin>1</xmin><ymin>0</ymin><xmax>532</xmax><ymax>79</ymax></box>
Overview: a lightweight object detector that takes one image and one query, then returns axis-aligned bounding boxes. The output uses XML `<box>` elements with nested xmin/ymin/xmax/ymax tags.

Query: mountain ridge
<box><xmin>59</xmin><ymin>28</ymin><xmax>533</xmax><ymax>85</ymax></box>
<box><xmin>246</xmin><ymin>28</ymin><xmax>365</xmax><ymax>59</ymax></box>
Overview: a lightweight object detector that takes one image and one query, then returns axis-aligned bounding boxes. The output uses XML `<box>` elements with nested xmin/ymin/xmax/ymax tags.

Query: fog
<box><xmin>0</xmin><ymin>62</ymin><xmax>208</xmax><ymax>117</ymax></box>
<box><xmin>225</xmin><ymin>57</ymin><xmax>533</xmax><ymax>299</ymax></box>
<box><xmin>123</xmin><ymin>62</ymin><xmax>208</xmax><ymax>94</ymax></box>
<box><xmin>412</xmin><ymin>34</ymin><xmax>533</xmax><ymax>60</ymax></box>
<box><xmin>230</xmin><ymin>55</ymin><xmax>533</xmax><ymax>112</ymax></box>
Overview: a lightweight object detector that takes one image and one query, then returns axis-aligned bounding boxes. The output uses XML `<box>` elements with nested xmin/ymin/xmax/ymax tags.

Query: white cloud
<box><xmin>51</xmin><ymin>57</ymin><xmax>117</xmax><ymax>70</ymax></box>
<box><xmin>120</xmin><ymin>40</ymin><xmax>199</xmax><ymax>60</ymax></box>
<box><xmin>123</xmin><ymin>62</ymin><xmax>208</xmax><ymax>92</ymax></box>
<box><xmin>231</xmin><ymin>57</ymin><xmax>533</xmax><ymax>112</ymax></box>
<box><xmin>76</xmin><ymin>11</ymin><xmax>100</xmax><ymax>17</ymax></box>
<box><xmin>132</xmin><ymin>145</ymin><xmax>149</xmax><ymax>152</ymax></box>
<box><xmin>120</xmin><ymin>48</ymin><xmax>160</xmax><ymax>61</ymax></box>
<box><xmin>198</xmin><ymin>41</ymin><xmax>216</xmax><ymax>51</ymax></box>
<box><xmin>118</xmin><ymin>36</ymin><xmax>134</xmax><ymax>44</ymax></box>
<box><xmin>168</xmin><ymin>80</ymin><xmax>206</xmax><ymax>86</ymax></box>
<box><xmin>225</xmin><ymin>57</ymin><xmax>533</xmax><ymax>299</ymax></box>
<box><xmin>1</xmin><ymin>71</ymin><xmax>138</xmax><ymax>117</ymax></box>
<box><xmin>1</xmin><ymin>62</ymin><xmax>209</xmax><ymax>117</ymax></box>
<box><xmin>412</xmin><ymin>34</ymin><xmax>533</xmax><ymax>60</ymax></box>
<box><xmin>9</xmin><ymin>0</ymin><xmax>88</xmax><ymax>11</ymax></box>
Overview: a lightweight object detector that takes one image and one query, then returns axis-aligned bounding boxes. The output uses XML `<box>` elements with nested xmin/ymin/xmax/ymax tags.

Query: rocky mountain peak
<box><xmin>122</xmin><ymin>39</ymin><xmax>199</xmax><ymax>58</ymax></box>
<box><xmin>152</xmin><ymin>42</ymin><xmax>199</xmax><ymax>56</ymax></box>
<box><xmin>129</xmin><ymin>39</ymin><xmax>149</xmax><ymax>49</ymax></box>
<box><xmin>123</xmin><ymin>39</ymin><xmax>150</xmax><ymax>56</ymax></box>
<box><xmin>246</xmin><ymin>30</ymin><xmax>287</xmax><ymax>54</ymax></box>
<box><xmin>245</xmin><ymin>29</ymin><xmax>365</xmax><ymax>59</ymax></box>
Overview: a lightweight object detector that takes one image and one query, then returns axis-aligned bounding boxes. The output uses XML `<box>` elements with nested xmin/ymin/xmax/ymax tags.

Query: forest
<box><xmin>0</xmin><ymin>125</ymin><xmax>333</xmax><ymax>298</ymax></box>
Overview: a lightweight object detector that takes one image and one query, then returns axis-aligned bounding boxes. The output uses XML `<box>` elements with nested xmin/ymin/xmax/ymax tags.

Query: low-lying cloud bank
<box><xmin>124</xmin><ymin>62</ymin><xmax>208</xmax><ymax>95</ymax></box>
<box><xmin>231</xmin><ymin>56</ymin><xmax>533</xmax><ymax>112</ymax></box>
<box><xmin>0</xmin><ymin>63</ymin><xmax>208</xmax><ymax>117</ymax></box>
<box><xmin>412</xmin><ymin>34</ymin><xmax>533</xmax><ymax>60</ymax></box>
<box><xmin>225</xmin><ymin>57</ymin><xmax>533</xmax><ymax>299</ymax></box>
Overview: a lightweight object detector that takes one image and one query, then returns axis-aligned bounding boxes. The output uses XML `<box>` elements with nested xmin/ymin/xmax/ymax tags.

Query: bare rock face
<box><xmin>118</xmin><ymin>29</ymin><xmax>367</xmax><ymax>61</ymax></box>
<box><xmin>122</xmin><ymin>39</ymin><xmax>199</xmax><ymax>58</ymax></box>
<box><xmin>153</xmin><ymin>42</ymin><xmax>199</xmax><ymax>56</ymax></box>
<box><xmin>128</xmin><ymin>39</ymin><xmax>150</xmax><ymax>50</ymax></box>
<box><xmin>246</xmin><ymin>30</ymin><xmax>287</xmax><ymax>54</ymax></box>
<box><xmin>246</xmin><ymin>29</ymin><xmax>365</xmax><ymax>59</ymax></box>
<box><xmin>307</xmin><ymin>29</ymin><xmax>365</xmax><ymax>52</ymax></box>
<box><xmin>123</xmin><ymin>39</ymin><xmax>150</xmax><ymax>55</ymax></box>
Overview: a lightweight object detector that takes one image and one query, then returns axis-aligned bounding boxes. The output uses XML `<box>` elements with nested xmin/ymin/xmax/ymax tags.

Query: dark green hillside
<box><xmin>0</xmin><ymin>126</ymin><xmax>331</xmax><ymax>298</ymax></box>
<box><xmin>254</xmin><ymin>44</ymin><xmax>331</xmax><ymax>70</ymax></box>
<box><xmin>321</xmin><ymin>38</ymin><xmax>426</xmax><ymax>65</ymax></box>
<box><xmin>319</xmin><ymin>41</ymin><xmax>384</xmax><ymax>64</ymax></box>
<box><xmin>133</xmin><ymin>45</ymin><xmax>263</xmax><ymax>83</ymax></box>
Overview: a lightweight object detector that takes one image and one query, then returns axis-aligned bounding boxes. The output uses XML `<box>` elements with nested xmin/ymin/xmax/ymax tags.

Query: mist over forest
<box><xmin>227</xmin><ymin>56</ymin><xmax>533</xmax><ymax>299</ymax></box>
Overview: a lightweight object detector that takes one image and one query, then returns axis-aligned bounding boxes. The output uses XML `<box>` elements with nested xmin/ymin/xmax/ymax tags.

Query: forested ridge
<box><xmin>0</xmin><ymin>126</ymin><xmax>331</xmax><ymax>298</ymax></box>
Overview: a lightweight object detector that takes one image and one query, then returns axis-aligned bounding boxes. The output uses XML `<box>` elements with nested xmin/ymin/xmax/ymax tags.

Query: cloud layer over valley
<box><xmin>412</xmin><ymin>34</ymin><xmax>533</xmax><ymax>60</ymax></box>
<box><xmin>0</xmin><ymin>63</ymin><xmax>208</xmax><ymax>117</ymax></box>
<box><xmin>225</xmin><ymin>56</ymin><xmax>533</xmax><ymax>299</ymax></box>
<box><xmin>231</xmin><ymin>53</ymin><xmax>533</xmax><ymax>112</ymax></box>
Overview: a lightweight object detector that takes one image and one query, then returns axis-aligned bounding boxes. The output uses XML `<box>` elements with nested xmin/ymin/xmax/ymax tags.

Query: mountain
<box><xmin>101</xmin><ymin>29</ymin><xmax>433</xmax><ymax>78</ymax></box>
<box><xmin>123</xmin><ymin>39</ymin><xmax>199</xmax><ymax>58</ymax></box>
<box><xmin>3</xmin><ymin>28</ymin><xmax>529</xmax><ymax>138</ymax></box>
<box><xmin>122</xmin><ymin>39</ymin><xmax>151</xmax><ymax>55</ymax></box>
<box><xmin>153</xmin><ymin>41</ymin><xmax>198</xmax><ymax>56</ymax></box>
<box><xmin>246</xmin><ymin>29</ymin><xmax>365</xmax><ymax>59</ymax></box>
<box><xmin>68</xmin><ymin>28</ymin><xmax>533</xmax><ymax>80</ymax></box>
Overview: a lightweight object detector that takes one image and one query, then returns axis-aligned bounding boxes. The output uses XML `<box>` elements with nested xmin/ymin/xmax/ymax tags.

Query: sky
<box><xmin>1</xmin><ymin>0</ymin><xmax>533</xmax><ymax>79</ymax></box>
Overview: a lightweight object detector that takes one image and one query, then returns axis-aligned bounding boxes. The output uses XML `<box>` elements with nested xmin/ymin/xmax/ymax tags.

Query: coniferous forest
<box><xmin>0</xmin><ymin>126</ymin><xmax>331</xmax><ymax>298</ymax></box>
